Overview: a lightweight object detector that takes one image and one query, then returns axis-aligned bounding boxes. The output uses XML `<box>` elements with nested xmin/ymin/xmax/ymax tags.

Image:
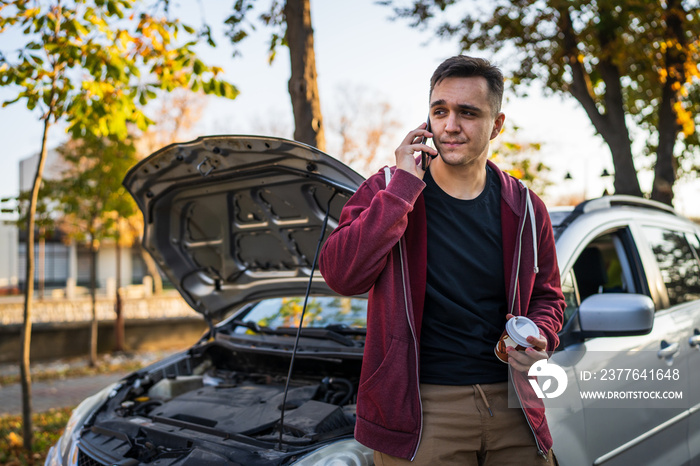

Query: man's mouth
<box><xmin>440</xmin><ymin>140</ymin><xmax>466</xmax><ymax>148</ymax></box>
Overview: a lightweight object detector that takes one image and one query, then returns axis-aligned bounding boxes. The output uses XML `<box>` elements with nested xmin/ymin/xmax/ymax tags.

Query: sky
<box><xmin>1</xmin><ymin>0</ymin><xmax>698</xmax><ymax>217</ymax></box>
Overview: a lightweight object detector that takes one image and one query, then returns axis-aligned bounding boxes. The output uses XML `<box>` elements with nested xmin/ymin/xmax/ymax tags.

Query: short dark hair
<box><xmin>429</xmin><ymin>56</ymin><xmax>504</xmax><ymax>115</ymax></box>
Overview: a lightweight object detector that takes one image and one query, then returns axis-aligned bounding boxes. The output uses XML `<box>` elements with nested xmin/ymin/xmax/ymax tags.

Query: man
<box><xmin>319</xmin><ymin>55</ymin><xmax>565</xmax><ymax>465</ymax></box>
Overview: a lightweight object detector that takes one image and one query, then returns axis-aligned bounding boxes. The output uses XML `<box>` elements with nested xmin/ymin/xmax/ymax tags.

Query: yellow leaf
<box><xmin>8</xmin><ymin>431</ymin><xmax>23</xmax><ymax>447</ymax></box>
<box><xmin>509</xmin><ymin>168</ymin><xmax>524</xmax><ymax>179</ymax></box>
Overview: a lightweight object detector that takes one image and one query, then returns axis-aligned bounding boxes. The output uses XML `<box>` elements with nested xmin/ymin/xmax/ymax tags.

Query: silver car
<box><xmin>45</xmin><ymin>136</ymin><xmax>700</xmax><ymax>465</ymax></box>
<box><xmin>546</xmin><ymin>196</ymin><xmax>700</xmax><ymax>465</ymax></box>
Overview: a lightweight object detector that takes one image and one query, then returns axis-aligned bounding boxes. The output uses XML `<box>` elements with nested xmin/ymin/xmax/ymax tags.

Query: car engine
<box><xmin>76</xmin><ymin>342</ymin><xmax>362</xmax><ymax>465</ymax></box>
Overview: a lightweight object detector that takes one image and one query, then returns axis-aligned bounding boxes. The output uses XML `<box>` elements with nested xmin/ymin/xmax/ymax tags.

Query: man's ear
<box><xmin>490</xmin><ymin>113</ymin><xmax>506</xmax><ymax>140</ymax></box>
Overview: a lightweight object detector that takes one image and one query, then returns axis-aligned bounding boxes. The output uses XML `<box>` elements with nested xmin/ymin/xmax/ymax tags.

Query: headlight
<box><xmin>291</xmin><ymin>438</ymin><xmax>374</xmax><ymax>466</ymax></box>
<box><xmin>55</xmin><ymin>383</ymin><xmax>117</xmax><ymax>463</ymax></box>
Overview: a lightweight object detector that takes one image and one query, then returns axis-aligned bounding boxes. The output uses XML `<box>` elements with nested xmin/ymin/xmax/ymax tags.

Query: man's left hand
<box><xmin>504</xmin><ymin>313</ymin><xmax>548</xmax><ymax>373</ymax></box>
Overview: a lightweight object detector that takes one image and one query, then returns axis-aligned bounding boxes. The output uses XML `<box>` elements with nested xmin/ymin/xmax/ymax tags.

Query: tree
<box><xmin>225</xmin><ymin>0</ymin><xmax>326</xmax><ymax>150</ymax></box>
<box><xmin>328</xmin><ymin>85</ymin><xmax>401</xmax><ymax>176</ymax></box>
<box><xmin>490</xmin><ymin>126</ymin><xmax>552</xmax><ymax>197</ymax></box>
<box><xmin>0</xmin><ymin>0</ymin><xmax>237</xmax><ymax>451</ymax></box>
<box><xmin>383</xmin><ymin>0</ymin><xmax>700</xmax><ymax>205</ymax></box>
<box><xmin>49</xmin><ymin>135</ymin><xmax>138</xmax><ymax>365</ymax></box>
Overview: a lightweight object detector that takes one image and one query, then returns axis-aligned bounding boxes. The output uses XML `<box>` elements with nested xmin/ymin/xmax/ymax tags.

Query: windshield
<box><xmin>238</xmin><ymin>296</ymin><xmax>368</xmax><ymax>330</ymax></box>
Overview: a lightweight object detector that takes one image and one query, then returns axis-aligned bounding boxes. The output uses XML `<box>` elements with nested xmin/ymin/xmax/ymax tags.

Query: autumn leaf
<box><xmin>7</xmin><ymin>431</ymin><xmax>23</xmax><ymax>448</ymax></box>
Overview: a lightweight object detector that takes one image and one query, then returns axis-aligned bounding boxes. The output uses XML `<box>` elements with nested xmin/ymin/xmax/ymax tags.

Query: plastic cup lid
<box><xmin>505</xmin><ymin>316</ymin><xmax>539</xmax><ymax>347</ymax></box>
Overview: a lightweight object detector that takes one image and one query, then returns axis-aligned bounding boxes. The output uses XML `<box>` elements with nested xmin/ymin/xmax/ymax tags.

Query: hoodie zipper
<box><xmin>385</xmin><ymin>167</ymin><xmax>423</xmax><ymax>460</ymax></box>
<box><xmin>510</xmin><ymin>187</ymin><xmax>547</xmax><ymax>459</ymax></box>
<box><xmin>398</xmin><ymin>238</ymin><xmax>423</xmax><ymax>461</ymax></box>
<box><xmin>510</xmin><ymin>364</ymin><xmax>547</xmax><ymax>458</ymax></box>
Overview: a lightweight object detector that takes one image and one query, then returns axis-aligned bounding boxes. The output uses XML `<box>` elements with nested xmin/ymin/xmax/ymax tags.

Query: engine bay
<box><xmin>78</xmin><ymin>341</ymin><xmax>362</xmax><ymax>465</ymax></box>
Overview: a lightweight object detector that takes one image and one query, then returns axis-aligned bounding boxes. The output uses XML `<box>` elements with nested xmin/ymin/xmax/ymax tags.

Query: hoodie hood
<box><xmin>123</xmin><ymin>135</ymin><xmax>365</xmax><ymax>319</ymax></box>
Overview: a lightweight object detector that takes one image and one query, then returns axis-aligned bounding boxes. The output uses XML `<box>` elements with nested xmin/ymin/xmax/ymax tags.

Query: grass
<box><xmin>0</xmin><ymin>407</ymin><xmax>73</xmax><ymax>466</ymax></box>
<box><xmin>0</xmin><ymin>353</ymin><xmax>165</xmax><ymax>464</ymax></box>
<box><xmin>0</xmin><ymin>350</ymin><xmax>178</xmax><ymax>463</ymax></box>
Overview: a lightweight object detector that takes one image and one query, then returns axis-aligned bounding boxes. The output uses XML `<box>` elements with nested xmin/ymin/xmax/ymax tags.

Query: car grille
<box><xmin>77</xmin><ymin>449</ymin><xmax>107</xmax><ymax>466</ymax></box>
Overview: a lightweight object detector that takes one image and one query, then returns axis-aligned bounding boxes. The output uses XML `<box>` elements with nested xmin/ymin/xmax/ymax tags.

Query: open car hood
<box><xmin>123</xmin><ymin>136</ymin><xmax>365</xmax><ymax>319</ymax></box>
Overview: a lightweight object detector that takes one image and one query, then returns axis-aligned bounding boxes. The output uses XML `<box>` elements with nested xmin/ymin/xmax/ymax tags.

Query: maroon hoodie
<box><xmin>319</xmin><ymin>160</ymin><xmax>565</xmax><ymax>460</ymax></box>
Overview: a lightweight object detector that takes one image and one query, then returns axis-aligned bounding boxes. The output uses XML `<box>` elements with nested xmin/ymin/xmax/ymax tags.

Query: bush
<box><xmin>0</xmin><ymin>407</ymin><xmax>73</xmax><ymax>465</ymax></box>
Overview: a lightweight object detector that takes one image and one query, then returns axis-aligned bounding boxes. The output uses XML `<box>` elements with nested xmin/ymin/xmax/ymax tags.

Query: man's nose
<box><xmin>444</xmin><ymin>113</ymin><xmax>459</xmax><ymax>132</ymax></box>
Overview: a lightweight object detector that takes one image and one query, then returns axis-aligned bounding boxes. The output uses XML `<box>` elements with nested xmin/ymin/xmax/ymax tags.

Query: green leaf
<box><xmin>192</xmin><ymin>58</ymin><xmax>204</xmax><ymax>75</ymax></box>
<box><xmin>222</xmin><ymin>82</ymin><xmax>238</xmax><ymax>99</ymax></box>
<box><xmin>2</xmin><ymin>0</ymin><xmax>238</xmax><ymax>147</ymax></box>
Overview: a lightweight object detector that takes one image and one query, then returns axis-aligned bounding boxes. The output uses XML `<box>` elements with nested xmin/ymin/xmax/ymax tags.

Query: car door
<box><xmin>625</xmin><ymin>222</ymin><xmax>699</xmax><ymax>465</ymax></box>
<box><xmin>554</xmin><ymin>223</ymin><xmax>690</xmax><ymax>466</ymax></box>
<box><xmin>664</xmin><ymin>229</ymin><xmax>700</xmax><ymax>465</ymax></box>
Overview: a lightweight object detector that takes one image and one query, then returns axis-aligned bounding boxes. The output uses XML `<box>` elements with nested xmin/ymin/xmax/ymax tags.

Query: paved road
<box><xmin>0</xmin><ymin>372</ymin><xmax>130</xmax><ymax>416</ymax></box>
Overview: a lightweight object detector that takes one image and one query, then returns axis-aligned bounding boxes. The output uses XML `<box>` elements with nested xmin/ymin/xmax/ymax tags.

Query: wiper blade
<box><xmin>231</xmin><ymin>320</ymin><xmax>363</xmax><ymax>346</ymax></box>
<box><xmin>324</xmin><ymin>323</ymin><xmax>366</xmax><ymax>336</ymax></box>
<box><xmin>264</xmin><ymin>327</ymin><xmax>358</xmax><ymax>347</ymax></box>
<box><xmin>230</xmin><ymin>319</ymin><xmax>263</xmax><ymax>333</ymax></box>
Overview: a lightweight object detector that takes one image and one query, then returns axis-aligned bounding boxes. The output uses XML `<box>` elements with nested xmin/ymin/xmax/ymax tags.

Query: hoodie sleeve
<box><xmin>319</xmin><ymin>168</ymin><xmax>425</xmax><ymax>296</ymax></box>
<box><xmin>527</xmin><ymin>193</ymin><xmax>566</xmax><ymax>352</ymax></box>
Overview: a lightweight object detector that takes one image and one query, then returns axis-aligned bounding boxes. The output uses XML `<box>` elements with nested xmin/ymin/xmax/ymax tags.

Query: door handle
<box><xmin>690</xmin><ymin>329</ymin><xmax>700</xmax><ymax>348</ymax></box>
<box><xmin>657</xmin><ymin>340</ymin><xmax>680</xmax><ymax>359</ymax></box>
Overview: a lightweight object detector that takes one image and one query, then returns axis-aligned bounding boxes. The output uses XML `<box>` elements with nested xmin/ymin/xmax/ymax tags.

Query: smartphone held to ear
<box><xmin>421</xmin><ymin>117</ymin><xmax>436</xmax><ymax>171</ymax></box>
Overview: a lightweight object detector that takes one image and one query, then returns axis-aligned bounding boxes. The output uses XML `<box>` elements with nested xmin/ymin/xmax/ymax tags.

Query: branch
<box><xmin>557</xmin><ymin>6</ymin><xmax>608</xmax><ymax>133</ymax></box>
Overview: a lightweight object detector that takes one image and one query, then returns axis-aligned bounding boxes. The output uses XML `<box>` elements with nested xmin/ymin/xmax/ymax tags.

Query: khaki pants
<box><xmin>373</xmin><ymin>382</ymin><xmax>556</xmax><ymax>466</ymax></box>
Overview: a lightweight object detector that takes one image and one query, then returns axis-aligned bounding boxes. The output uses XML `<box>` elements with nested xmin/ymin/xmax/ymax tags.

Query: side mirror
<box><xmin>577</xmin><ymin>293</ymin><xmax>655</xmax><ymax>338</ymax></box>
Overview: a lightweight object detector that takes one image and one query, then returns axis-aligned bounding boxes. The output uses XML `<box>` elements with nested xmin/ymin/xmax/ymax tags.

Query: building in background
<box><xmin>0</xmin><ymin>151</ymin><xmax>157</xmax><ymax>297</ymax></box>
<box><xmin>0</xmin><ymin>220</ymin><xmax>19</xmax><ymax>294</ymax></box>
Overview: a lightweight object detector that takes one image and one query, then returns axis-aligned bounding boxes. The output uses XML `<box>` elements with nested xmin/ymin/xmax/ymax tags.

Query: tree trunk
<box><xmin>20</xmin><ymin>117</ymin><xmax>52</xmax><ymax>451</ymax></box>
<box><xmin>558</xmin><ymin>7</ymin><xmax>642</xmax><ymax>198</ymax></box>
<box><xmin>653</xmin><ymin>82</ymin><xmax>679</xmax><ymax>206</ymax></box>
<box><xmin>651</xmin><ymin>0</ymin><xmax>686</xmax><ymax>206</ymax></box>
<box><xmin>114</xmin><ymin>224</ymin><xmax>124</xmax><ymax>352</ymax></box>
<box><xmin>89</xmin><ymin>233</ymin><xmax>98</xmax><ymax>367</ymax></box>
<box><xmin>284</xmin><ymin>0</ymin><xmax>326</xmax><ymax>151</ymax></box>
<box><xmin>602</xmin><ymin>126</ymin><xmax>642</xmax><ymax>197</ymax></box>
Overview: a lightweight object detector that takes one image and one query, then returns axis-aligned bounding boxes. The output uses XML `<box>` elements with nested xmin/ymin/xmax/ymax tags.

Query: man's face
<box><xmin>429</xmin><ymin>76</ymin><xmax>505</xmax><ymax>168</ymax></box>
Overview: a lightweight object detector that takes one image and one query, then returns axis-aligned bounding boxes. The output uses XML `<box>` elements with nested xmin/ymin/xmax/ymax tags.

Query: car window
<box><xmin>642</xmin><ymin>226</ymin><xmax>700</xmax><ymax>307</ymax></box>
<box><xmin>560</xmin><ymin>270</ymin><xmax>579</xmax><ymax>327</ymax></box>
<box><xmin>238</xmin><ymin>296</ymin><xmax>368</xmax><ymax>330</ymax></box>
<box><xmin>572</xmin><ymin>231</ymin><xmax>634</xmax><ymax>300</ymax></box>
<box><xmin>687</xmin><ymin>233</ymin><xmax>700</xmax><ymax>261</ymax></box>
<box><xmin>562</xmin><ymin>230</ymin><xmax>638</xmax><ymax>328</ymax></box>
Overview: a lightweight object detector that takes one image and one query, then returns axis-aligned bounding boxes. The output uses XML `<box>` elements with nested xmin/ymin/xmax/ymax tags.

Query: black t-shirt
<box><xmin>419</xmin><ymin>166</ymin><xmax>509</xmax><ymax>385</ymax></box>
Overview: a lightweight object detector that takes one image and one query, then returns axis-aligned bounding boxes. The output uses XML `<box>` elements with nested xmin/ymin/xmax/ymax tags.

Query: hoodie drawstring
<box><xmin>519</xmin><ymin>180</ymin><xmax>539</xmax><ymax>274</ymax></box>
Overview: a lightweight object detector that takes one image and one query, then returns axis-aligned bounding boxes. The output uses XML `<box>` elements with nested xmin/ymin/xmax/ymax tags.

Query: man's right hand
<box><xmin>395</xmin><ymin>122</ymin><xmax>437</xmax><ymax>180</ymax></box>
